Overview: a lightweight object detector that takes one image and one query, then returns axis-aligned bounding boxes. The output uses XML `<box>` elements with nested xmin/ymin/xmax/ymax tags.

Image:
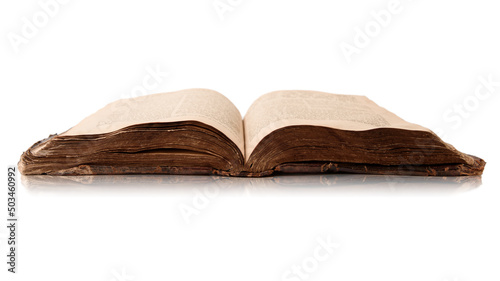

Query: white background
<box><xmin>1</xmin><ymin>0</ymin><xmax>499</xmax><ymax>280</ymax></box>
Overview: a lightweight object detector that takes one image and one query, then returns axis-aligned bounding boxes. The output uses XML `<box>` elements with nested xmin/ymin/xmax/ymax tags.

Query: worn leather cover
<box><xmin>19</xmin><ymin>134</ymin><xmax>486</xmax><ymax>177</ymax></box>
<box><xmin>269</xmin><ymin>155</ymin><xmax>486</xmax><ymax>177</ymax></box>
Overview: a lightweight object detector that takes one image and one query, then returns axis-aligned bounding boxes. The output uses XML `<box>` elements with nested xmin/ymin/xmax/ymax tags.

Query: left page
<box><xmin>62</xmin><ymin>88</ymin><xmax>245</xmax><ymax>154</ymax></box>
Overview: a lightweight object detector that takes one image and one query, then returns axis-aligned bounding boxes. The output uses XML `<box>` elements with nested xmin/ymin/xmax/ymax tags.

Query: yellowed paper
<box><xmin>62</xmin><ymin>89</ymin><xmax>245</xmax><ymax>153</ymax></box>
<box><xmin>243</xmin><ymin>90</ymin><xmax>429</xmax><ymax>159</ymax></box>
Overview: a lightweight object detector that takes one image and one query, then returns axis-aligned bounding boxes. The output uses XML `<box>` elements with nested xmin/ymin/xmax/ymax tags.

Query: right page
<box><xmin>243</xmin><ymin>90</ymin><xmax>428</xmax><ymax>160</ymax></box>
<box><xmin>242</xmin><ymin>90</ymin><xmax>484</xmax><ymax>176</ymax></box>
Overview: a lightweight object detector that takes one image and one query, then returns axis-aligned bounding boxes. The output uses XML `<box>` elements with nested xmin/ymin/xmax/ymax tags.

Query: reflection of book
<box><xmin>19</xmin><ymin>89</ymin><xmax>485</xmax><ymax>176</ymax></box>
<box><xmin>21</xmin><ymin>175</ymin><xmax>482</xmax><ymax>194</ymax></box>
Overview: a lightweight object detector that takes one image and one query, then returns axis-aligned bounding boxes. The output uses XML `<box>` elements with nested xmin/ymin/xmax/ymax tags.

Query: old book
<box><xmin>19</xmin><ymin>89</ymin><xmax>485</xmax><ymax>177</ymax></box>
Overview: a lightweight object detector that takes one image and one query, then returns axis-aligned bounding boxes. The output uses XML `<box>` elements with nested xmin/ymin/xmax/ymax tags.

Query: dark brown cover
<box><xmin>19</xmin><ymin>134</ymin><xmax>485</xmax><ymax>177</ymax></box>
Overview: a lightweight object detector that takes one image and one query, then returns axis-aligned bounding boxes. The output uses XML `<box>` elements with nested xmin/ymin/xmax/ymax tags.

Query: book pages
<box><xmin>243</xmin><ymin>90</ymin><xmax>429</xmax><ymax>160</ymax></box>
<box><xmin>62</xmin><ymin>89</ymin><xmax>245</xmax><ymax>153</ymax></box>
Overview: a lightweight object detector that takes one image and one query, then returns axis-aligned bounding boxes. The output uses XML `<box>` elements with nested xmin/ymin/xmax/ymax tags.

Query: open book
<box><xmin>19</xmin><ymin>89</ymin><xmax>485</xmax><ymax>176</ymax></box>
